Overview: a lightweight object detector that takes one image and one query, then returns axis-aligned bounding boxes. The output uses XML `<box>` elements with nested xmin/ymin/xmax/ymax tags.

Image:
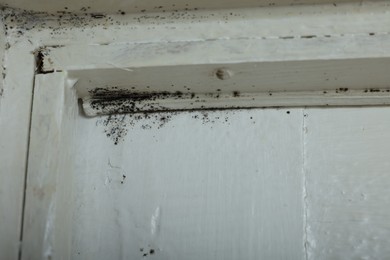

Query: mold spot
<box><xmin>100</xmin><ymin>114</ymin><xmax>128</xmax><ymax>145</ymax></box>
<box><xmin>96</xmin><ymin>109</ymin><xmax>235</xmax><ymax>145</ymax></box>
<box><xmin>87</xmin><ymin>88</ymin><xmax>189</xmax><ymax>115</ymax></box>
<box><xmin>35</xmin><ymin>50</ymin><xmax>45</xmax><ymax>74</ymax></box>
<box><xmin>90</xmin><ymin>13</ymin><xmax>105</xmax><ymax>19</ymax></box>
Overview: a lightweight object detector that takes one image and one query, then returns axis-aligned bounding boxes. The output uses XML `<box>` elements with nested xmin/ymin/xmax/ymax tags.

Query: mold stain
<box><xmin>95</xmin><ymin>109</ymin><xmax>240</xmax><ymax>145</ymax></box>
<box><xmin>139</xmin><ymin>245</ymin><xmax>158</xmax><ymax>257</ymax></box>
<box><xmin>88</xmin><ymin>88</ymin><xmax>304</xmax><ymax>145</ymax></box>
<box><xmin>88</xmin><ymin>88</ymin><xmax>189</xmax><ymax>115</ymax></box>
<box><xmin>95</xmin><ymin>110</ymin><xmax>179</xmax><ymax>145</ymax></box>
<box><xmin>99</xmin><ymin>114</ymin><xmax>128</xmax><ymax>145</ymax></box>
<box><xmin>86</xmin><ymin>87</ymin><xmax>242</xmax><ymax>116</ymax></box>
<box><xmin>3</xmin><ymin>5</ymin><xmax>380</xmax><ymax>41</ymax></box>
<box><xmin>96</xmin><ymin>107</ymin><xmax>295</xmax><ymax>145</ymax></box>
<box><xmin>1</xmin><ymin>6</ymin><xmax>232</xmax><ymax>37</ymax></box>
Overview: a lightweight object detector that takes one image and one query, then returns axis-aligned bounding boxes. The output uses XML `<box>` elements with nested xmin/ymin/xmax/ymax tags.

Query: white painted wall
<box><xmin>1</xmin><ymin>2</ymin><xmax>390</xmax><ymax>259</ymax></box>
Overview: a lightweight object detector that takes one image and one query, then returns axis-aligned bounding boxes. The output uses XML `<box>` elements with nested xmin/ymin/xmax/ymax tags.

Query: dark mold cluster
<box><xmin>95</xmin><ymin>108</ymin><xmax>241</xmax><ymax>145</ymax></box>
<box><xmin>0</xmin><ymin>5</ymin><xmax>242</xmax><ymax>38</ymax></box>
<box><xmin>87</xmin><ymin>87</ymin><xmax>192</xmax><ymax>115</ymax></box>
<box><xmin>140</xmin><ymin>247</ymin><xmax>156</xmax><ymax>258</ymax></box>
<box><xmin>85</xmin><ymin>87</ymin><xmax>244</xmax><ymax>116</ymax></box>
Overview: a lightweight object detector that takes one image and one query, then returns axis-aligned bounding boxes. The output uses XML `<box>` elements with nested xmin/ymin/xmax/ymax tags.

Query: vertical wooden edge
<box><xmin>21</xmin><ymin>72</ymin><xmax>78</xmax><ymax>260</ymax></box>
<box><xmin>0</xmin><ymin>41</ymin><xmax>35</xmax><ymax>260</ymax></box>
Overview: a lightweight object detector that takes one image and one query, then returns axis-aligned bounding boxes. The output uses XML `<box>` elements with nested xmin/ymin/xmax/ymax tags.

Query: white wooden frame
<box><xmin>1</xmin><ymin>1</ymin><xmax>390</xmax><ymax>259</ymax></box>
<box><xmin>42</xmin><ymin>35</ymin><xmax>390</xmax><ymax>117</ymax></box>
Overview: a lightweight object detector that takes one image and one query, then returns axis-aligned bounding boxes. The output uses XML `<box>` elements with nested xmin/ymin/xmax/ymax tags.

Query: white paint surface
<box><xmin>21</xmin><ymin>73</ymin><xmax>79</xmax><ymax>260</ymax></box>
<box><xmin>0</xmin><ymin>41</ymin><xmax>36</xmax><ymax>259</ymax></box>
<box><xmin>69</xmin><ymin>108</ymin><xmax>305</xmax><ymax>259</ymax></box>
<box><xmin>305</xmin><ymin>108</ymin><xmax>390</xmax><ymax>259</ymax></box>
<box><xmin>1</xmin><ymin>1</ymin><xmax>390</xmax><ymax>259</ymax></box>
<box><xmin>22</xmin><ymin>73</ymin><xmax>305</xmax><ymax>259</ymax></box>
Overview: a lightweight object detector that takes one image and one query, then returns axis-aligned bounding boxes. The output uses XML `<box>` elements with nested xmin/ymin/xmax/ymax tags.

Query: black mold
<box><xmin>96</xmin><ymin>108</ymin><xmax>239</xmax><ymax>145</ymax></box>
<box><xmin>88</xmin><ymin>88</ymin><xmax>188</xmax><ymax>114</ymax></box>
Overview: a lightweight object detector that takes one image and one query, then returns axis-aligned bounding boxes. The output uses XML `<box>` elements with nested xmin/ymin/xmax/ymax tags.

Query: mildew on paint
<box><xmin>3</xmin><ymin>3</ymin><xmax>390</xmax><ymax>45</ymax></box>
<box><xmin>95</xmin><ymin>110</ymin><xmax>231</xmax><ymax>145</ymax></box>
<box><xmin>83</xmin><ymin>87</ymin><xmax>245</xmax><ymax>116</ymax></box>
<box><xmin>95</xmin><ymin>106</ymin><xmax>284</xmax><ymax>145</ymax></box>
<box><xmin>0</xmin><ymin>0</ymin><xmax>367</xmax><ymax>15</ymax></box>
<box><xmin>87</xmin><ymin>88</ymin><xmax>188</xmax><ymax>114</ymax></box>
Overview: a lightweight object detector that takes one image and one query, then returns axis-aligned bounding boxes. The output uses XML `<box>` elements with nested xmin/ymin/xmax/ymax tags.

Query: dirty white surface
<box><xmin>39</xmin><ymin>2</ymin><xmax>390</xmax><ymax>114</ymax></box>
<box><xmin>22</xmin><ymin>74</ymin><xmax>305</xmax><ymax>260</ymax></box>
<box><xmin>0</xmin><ymin>0</ymin><xmax>365</xmax><ymax>14</ymax></box>
<box><xmin>65</xmin><ymin>108</ymin><xmax>305</xmax><ymax>260</ymax></box>
<box><xmin>1</xmin><ymin>1</ymin><xmax>390</xmax><ymax>259</ymax></box>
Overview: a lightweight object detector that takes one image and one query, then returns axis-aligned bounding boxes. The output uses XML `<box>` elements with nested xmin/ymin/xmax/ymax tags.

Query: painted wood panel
<box><xmin>2</xmin><ymin>2</ymin><xmax>390</xmax><ymax>259</ymax></box>
<box><xmin>70</xmin><ymin>108</ymin><xmax>305</xmax><ymax>260</ymax></box>
<box><xmin>22</xmin><ymin>73</ymin><xmax>305</xmax><ymax>259</ymax></box>
<box><xmin>305</xmin><ymin>107</ymin><xmax>390</xmax><ymax>259</ymax></box>
<box><xmin>21</xmin><ymin>73</ymin><xmax>79</xmax><ymax>260</ymax></box>
<box><xmin>0</xmin><ymin>41</ymin><xmax>36</xmax><ymax>259</ymax></box>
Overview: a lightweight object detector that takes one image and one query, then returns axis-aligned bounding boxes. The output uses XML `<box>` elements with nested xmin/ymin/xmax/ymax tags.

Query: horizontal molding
<box><xmin>42</xmin><ymin>33</ymin><xmax>390</xmax><ymax>72</ymax></box>
<box><xmin>82</xmin><ymin>89</ymin><xmax>390</xmax><ymax>116</ymax></box>
<box><xmin>35</xmin><ymin>2</ymin><xmax>390</xmax><ymax>115</ymax></box>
